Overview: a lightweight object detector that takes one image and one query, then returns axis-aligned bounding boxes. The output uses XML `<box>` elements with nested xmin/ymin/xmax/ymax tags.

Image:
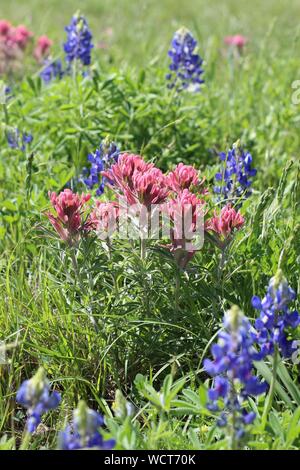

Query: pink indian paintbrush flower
<box><xmin>0</xmin><ymin>21</ymin><xmax>33</xmax><ymax>75</ymax></box>
<box><xmin>34</xmin><ymin>35</ymin><xmax>53</xmax><ymax>62</ymax></box>
<box><xmin>0</xmin><ymin>35</ymin><xmax>23</xmax><ymax>75</ymax></box>
<box><xmin>102</xmin><ymin>153</ymin><xmax>153</xmax><ymax>189</ymax></box>
<box><xmin>166</xmin><ymin>162</ymin><xmax>208</xmax><ymax>194</ymax></box>
<box><xmin>89</xmin><ymin>200</ymin><xmax>119</xmax><ymax>238</ymax></box>
<box><xmin>130</xmin><ymin>167</ymin><xmax>169</xmax><ymax>207</ymax></box>
<box><xmin>0</xmin><ymin>20</ymin><xmax>11</xmax><ymax>36</ymax></box>
<box><xmin>9</xmin><ymin>25</ymin><xmax>33</xmax><ymax>49</ymax></box>
<box><xmin>205</xmin><ymin>203</ymin><xmax>244</xmax><ymax>239</ymax></box>
<box><xmin>0</xmin><ymin>22</ymin><xmax>33</xmax><ymax>48</ymax></box>
<box><xmin>167</xmin><ymin>189</ymin><xmax>205</xmax><ymax>234</ymax></box>
<box><xmin>46</xmin><ymin>189</ymin><xmax>91</xmax><ymax>245</ymax></box>
<box><xmin>102</xmin><ymin>153</ymin><xmax>169</xmax><ymax>207</ymax></box>
<box><xmin>224</xmin><ymin>35</ymin><xmax>247</xmax><ymax>50</ymax></box>
<box><xmin>165</xmin><ymin>189</ymin><xmax>205</xmax><ymax>268</ymax></box>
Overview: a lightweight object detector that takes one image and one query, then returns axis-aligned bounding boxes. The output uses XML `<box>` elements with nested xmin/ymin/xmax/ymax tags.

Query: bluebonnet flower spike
<box><xmin>0</xmin><ymin>81</ymin><xmax>11</xmax><ymax>103</ymax></box>
<box><xmin>7</xmin><ymin>128</ymin><xmax>33</xmax><ymax>151</ymax></box>
<box><xmin>16</xmin><ymin>367</ymin><xmax>61</xmax><ymax>433</ymax></box>
<box><xmin>252</xmin><ymin>270</ymin><xmax>299</xmax><ymax>358</ymax></box>
<box><xmin>214</xmin><ymin>139</ymin><xmax>257</xmax><ymax>206</ymax></box>
<box><xmin>112</xmin><ymin>389</ymin><xmax>135</xmax><ymax>419</ymax></box>
<box><xmin>204</xmin><ymin>306</ymin><xmax>267</xmax><ymax>447</ymax></box>
<box><xmin>64</xmin><ymin>12</ymin><xmax>93</xmax><ymax>66</ymax></box>
<box><xmin>59</xmin><ymin>401</ymin><xmax>116</xmax><ymax>450</ymax></box>
<box><xmin>81</xmin><ymin>136</ymin><xmax>120</xmax><ymax>195</ymax></box>
<box><xmin>167</xmin><ymin>27</ymin><xmax>204</xmax><ymax>92</ymax></box>
<box><xmin>40</xmin><ymin>59</ymin><xmax>64</xmax><ymax>83</ymax></box>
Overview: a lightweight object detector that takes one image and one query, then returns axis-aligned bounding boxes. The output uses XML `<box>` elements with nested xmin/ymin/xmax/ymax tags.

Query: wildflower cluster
<box><xmin>17</xmin><ymin>372</ymin><xmax>114</xmax><ymax>449</ymax></box>
<box><xmin>82</xmin><ymin>138</ymin><xmax>120</xmax><ymax>195</ymax></box>
<box><xmin>103</xmin><ymin>154</ymin><xmax>208</xmax><ymax>264</ymax></box>
<box><xmin>0</xmin><ymin>20</ymin><xmax>33</xmax><ymax>75</ymax></box>
<box><xmin>214</xmin><ymin>140</ymin><xmax>257</xmax><ymax>205</ymax></box>
<box><xmin>252</xmin><ymin>270</ymin><xmax>300</xmax><ymax>358</ymax></box>
<box><xmin>16</xmin><ymin>368</ymin><xmax>61</xmax><ymax>433</ymax></box>
<box><xmin>59</xmin><ymin>401</ymin><xmax>115</xmax><ymax>450</ymax></box>
<box><xmin>14</xmin><ymin>268</ymin><xmax>299</xmax><ymax>448</ymax></box>
<box><xmin>102</xmin><ymin>153</ymin><xmax>164</xmax><ymax>207</ymax></box>
<box><xmin>204</xmin><ymin>270</ymin><xmax>299</xmax><ymax>447</ymax></box>
<box><xmin>204</xmin><ymin>306</ymin><xmax>267</xmax><ymax>447</ymax></box>
<box><xmin>46</xmin><ymin>148</ymin><xmax>249</xmax><ymax>268</ymax></box>
<box><xmin>0</xmin><ymin>19</ymin><xmax>53</xmax><ymax>77</ymax></box>
<box><xmin>166</xmin><ymin>27</ymin><xmax>204</xmax><ymax>92</ymax></box>
<box><xmin>39</xmin><ymin>12</ymin><xmax>93</xmax><ymax>84</ymax></box>
<box><xmin>64</xmin><ymin>12</ymin><xmax>93</xmax><ymax>67</ymax></box>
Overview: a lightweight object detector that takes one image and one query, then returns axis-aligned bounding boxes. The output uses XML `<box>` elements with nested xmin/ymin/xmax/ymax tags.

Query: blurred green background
<box><xmin>1</xmin><ymin>0</ymin><xmax>300</xmax><ymax>66</ymax></box>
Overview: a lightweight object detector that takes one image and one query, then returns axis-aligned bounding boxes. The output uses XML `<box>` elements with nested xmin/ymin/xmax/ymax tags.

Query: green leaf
<box><xmin>248</xmin><ymin>441</ymin><xmax>269</xmax><ymax>450</ymax></box>
<box><xmin>276</xmin><ymin>360</ymin><xmax>300</xmax><ymax>406</ymax></box>
<box><xmin>254</xmin><ymin>361</ymin><xmax>294</xmax><ymax>409</ymax></box>
<box><xmin>269</xmin><ymin>412</ymin><xmax>285</xmax><ymax>440</ymax></box>
<box><xmin>286</xmin><ymin>407</ymin><xmax>300</xmax><ymax>446</ymax></box>
<box><xmin>0</xmin><ymin>200</ymin><xmax>18</xmax><ymax>212</ymax></box>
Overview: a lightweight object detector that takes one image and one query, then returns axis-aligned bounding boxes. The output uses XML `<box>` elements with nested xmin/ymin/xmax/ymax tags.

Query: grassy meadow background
<box><xmin>1</xmin><ymin>0</ymin><xmax>300</xmax><ymax>66</ymax></box>
<box><xmin>0</xmin><ymin>0</ymin><xmax>299</xmax><ymax>449</ymax></box>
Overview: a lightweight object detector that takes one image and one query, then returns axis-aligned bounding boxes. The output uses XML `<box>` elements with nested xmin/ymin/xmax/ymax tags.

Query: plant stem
<box><xmin>174</xmin><ymin>270</ymin><xmax>180</xmax><ymax>314</ymax></box>
<box><xmin>230</xmin><ymin>412</ymin><xmax>238</xmax><ymax>451</ymax></box>
<box><xmin>72</xmin><ymin>59</ymin><xmax>78</xmax><ymax>85</ymax></box>
<box><xmin>19</xmin><ymin>430</ymin><xmax>31</xmax><ymax>450</ymax></box>
<box><xmin>70</xmin><ymin>248</ymin><xmax>99</xmax><ymax>333</ymax></box>
<box><xmin>3</xmin><ymin>102</ymin><xmax>9</xmax><ymax>125</ymax></box>
<box><xmin>70</xmin><ymin>248</ymin><xmax>79</xmax><ymax>277</ymax></box>
<box><xmin>25</xmin><ymin>152</ymin><xmax>34</xmax><ymax>207</ymax></box>
<box><xmin>229</xmin><ymin>380</ymin><xmax>238</xmax><ymax>451</ymax></box>
<box><xmin>217</xmin><ymin>245</ymin><xmax>227</xmax><ymax>282</ymax></box>
<box><xmin>107</xmin><ymin>238</ymin><xmax>112</xmax><ymax>261</ymax></box>
<box><xmin>140</xmin><ymin>238</ymin><xmax>146</xmax><ymax>260</ymax></box>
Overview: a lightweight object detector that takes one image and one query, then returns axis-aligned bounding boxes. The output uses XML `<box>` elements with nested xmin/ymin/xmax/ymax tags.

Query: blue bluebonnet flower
<box><xmin>16</xmin><ymin>367</ymin><xmax>61</xmax><ymax>433</ymax></box>
<box><xmin>214</xmin><ymin>140</ymin><xmax>257</xmax><ymax>205</ymax></box>
<box><xmin>0</xmin><ymin>83</ymin><xmax>12</xmax><ymax>103</ymax></box>
<box><xmin>59</xmin><ymin>401</ymin><xmax>115</xmax><ymax>450</ymax></box>
<box><xmin>40</xmin><ymin>59</ymin><xmax>64</xmax><ymax>83</ymax></box>
<box><xmin>204</xmin><ymin>306</ymin><xmax>267</xmax><ymax>447</ymax></box>
<box><xmin>81</xmin><ymin>137</ymin><xmax>120</xmax><ymax>195</ymax></box>
<box><xmin>166</xmin><ymin>27</ymin><xmax>204</xmax><ymax>92</ymax></box>
<box><xmin>252</xmin><ymin>270</ymin><xmax>300</xmax><ymax>358</ymax></box>
<box><xmin>64</xmin><ymin>12</ymin><xmax>93</xmax><ymax>66</ymax></box>
<box><xmin>7</xmin><ymin>128</ymin><xmax>33</xmax><ymax>151</ymax></box>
